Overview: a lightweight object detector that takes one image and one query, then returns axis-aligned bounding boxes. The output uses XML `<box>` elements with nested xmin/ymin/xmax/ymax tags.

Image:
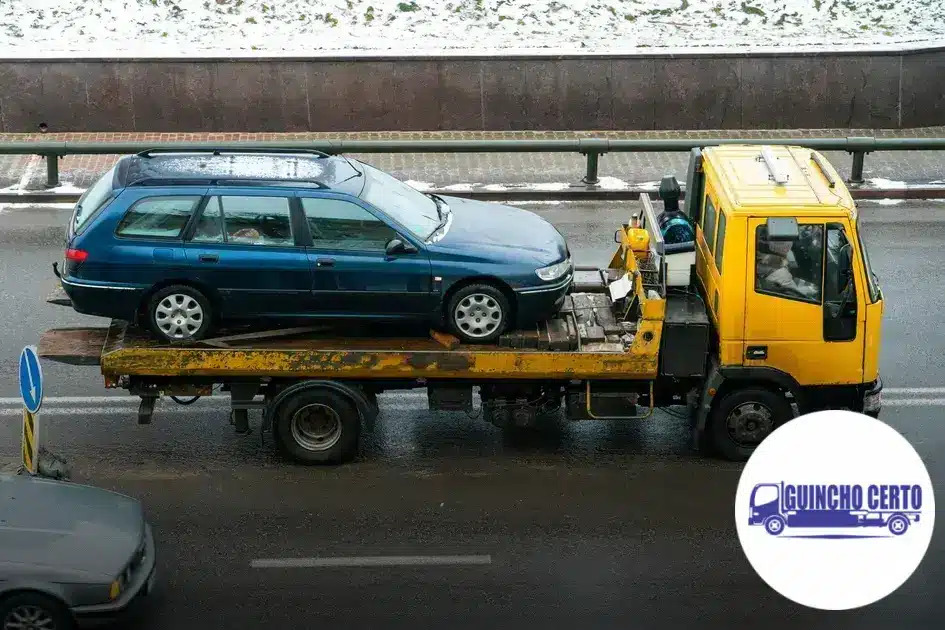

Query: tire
<box><xmin>445</xmin><ymin>283</ymin><xmax>511</xmax><ymax>344</ymax></box>
<box><xmin>764</xmin><ymin>515</ymin><xmax>786</xmax><ymax>536</ymax></box>
<box><xmin>888</xmin><ymin>514</ymin><xmax>910</xmax><ymax>536</ymax></box>
<box><xmin>146</xmin><ymin>284</ymin><xmax>213</xmax><ymax>343</ymax></box>
<box><xmin>0</xmin><ymin>592</ymin><xmax>73</xmax><ymax>630</ymax></box>
<box><xmin>272</xmin><ymin>388</ymin><xmax>361</xmax><ymax>465</ymax></box>
<box><xmin>709</xmin><ymin>387</ymin><xmax>792</xmax><ymax>462</ymax></box>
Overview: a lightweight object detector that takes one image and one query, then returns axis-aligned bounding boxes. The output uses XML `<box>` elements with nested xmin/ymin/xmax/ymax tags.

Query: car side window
<box><xmin>115</xmin><ymin>196</ymin><xmax>200</xmax><ymax>239</ymax></box>
<box><xmin>220</xmin><ymin>196</ymin><xmax>295</xmax><ymax>247</ymax></box>
<box><xmin>755</xmin><ymin>223</ymin><xmax>824</xmax><ymax>304</ymax></box>
<box><xmin>190</xmin><ymin>196</ymin><xmax>225</xmax><ymax>243</ymax></box>
<box><xmin>301</xmin><ymin>197</ymin><xmax>399</xmax><ymax>251</ymax></box>
<box><xmin>702</xmin><ymin>195</ymin><xmax>717</xmax><ymax>254</ymax></box>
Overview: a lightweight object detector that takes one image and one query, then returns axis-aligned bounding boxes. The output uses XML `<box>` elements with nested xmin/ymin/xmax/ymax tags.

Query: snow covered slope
<box><xmin>1</xmin><ymin>0</ymin><xmax>943</xmax><ymax>56</ymax></box>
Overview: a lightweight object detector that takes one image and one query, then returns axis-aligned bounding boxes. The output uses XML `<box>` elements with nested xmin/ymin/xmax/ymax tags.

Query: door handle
<box><xmin>316</xmin><ymin>258</ymin><xmax>335</xmax><ymax>268</ymax></box>
<box><xmin>198</xmin><ymin>254</ymin><xmax>219</xmax><ymax>263</ymax></box>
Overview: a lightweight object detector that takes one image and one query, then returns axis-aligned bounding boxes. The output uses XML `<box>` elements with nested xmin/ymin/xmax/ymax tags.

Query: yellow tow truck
<box><xmin>39</xmin><ymin>144</ymin><xmax>884</xmax><ymax>465</ymax></box>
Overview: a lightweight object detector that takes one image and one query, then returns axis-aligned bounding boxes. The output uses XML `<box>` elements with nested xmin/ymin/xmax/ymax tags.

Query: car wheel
<box><xmin>446</xmin><ymin>283</ymin><xmax>510</xmax><ymax>344</ymax></box>
<box><xmin>0</xmin><ymin>592</ymin><xmax>72</xmax><ymax>630</ymax></box>
<box><xmin>147</xmin><ymin>284</ymin><xmax>213</xmax><ymax>343</ymax></box>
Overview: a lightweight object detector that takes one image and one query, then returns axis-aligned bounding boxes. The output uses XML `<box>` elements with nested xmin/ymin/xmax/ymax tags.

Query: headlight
<box><xmin>535</xmin><ymin>259</ymin><xmax>571</xmax><ymax>282</ymax></box>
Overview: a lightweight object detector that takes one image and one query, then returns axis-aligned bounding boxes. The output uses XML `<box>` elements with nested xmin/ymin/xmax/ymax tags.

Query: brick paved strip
<box><xmin>2</xmin><ymin>128</ymin><xmax>943</xmax><ymax>192</ymax></box>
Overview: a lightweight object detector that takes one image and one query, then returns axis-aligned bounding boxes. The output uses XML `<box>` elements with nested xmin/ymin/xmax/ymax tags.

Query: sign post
<box><xmin>18</xmin><ymin>345</ymin><xmax>43</xmax><ymax>475</ymax></box>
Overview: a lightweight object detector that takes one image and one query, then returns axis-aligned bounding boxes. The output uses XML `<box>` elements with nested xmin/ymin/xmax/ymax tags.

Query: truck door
<box><xmin>744</xmin><ymin>217</ymin><xmax>865</xmax><ymax>385</ymax></box>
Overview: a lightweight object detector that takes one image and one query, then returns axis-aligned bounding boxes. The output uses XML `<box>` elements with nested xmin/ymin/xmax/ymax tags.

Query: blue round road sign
<box><xmin>18</xmin><ymin>345</ymin><xmax>43</xmax><ymax>414</ymax></box>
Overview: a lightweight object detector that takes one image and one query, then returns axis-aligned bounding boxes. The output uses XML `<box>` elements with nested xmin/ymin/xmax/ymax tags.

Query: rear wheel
<box><xmin>146</xmin><ymin>284</ymin><xmax>213</xmax><ymax>343</ymax></box>
<box><xmin>446</xmin><ymin>283</ymin><xmax>510</xmax><ymax>344</ymax></box>
<box><xmin>272</xmin><ymin>388</ymin><xmax>361</xmax><ymax>465</ymax></box>
<box><xmin>709</xmin><ymin>387</ymin><xmax>792</xmax><ymax>461</ymax></box>
<box><xmin>0</xmin><ymin>592</ymin><xmax>73</xmax><ymax>630</ymax></box>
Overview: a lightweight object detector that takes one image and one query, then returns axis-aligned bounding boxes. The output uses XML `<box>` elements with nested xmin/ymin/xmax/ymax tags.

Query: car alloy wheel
<box><xmin>2</xmin><ymin>604</ymin><xmax>56</xmax><ymax>630</ymax></box>
<box><xmin>453</xmin><ymin>293</ymin><xmax>504</xmax><ymax>339</ymax></box>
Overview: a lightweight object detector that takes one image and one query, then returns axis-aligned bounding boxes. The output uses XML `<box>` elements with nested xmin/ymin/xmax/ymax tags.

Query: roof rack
<box><xmin>127</xmin><ymin>176</ymin><xmax>329</xmax><ymax>188</ymax></box>
<box><xmin>135</xmin><ymin>147</ymin><xmax>332</xmax><ymax>159</ymax></box>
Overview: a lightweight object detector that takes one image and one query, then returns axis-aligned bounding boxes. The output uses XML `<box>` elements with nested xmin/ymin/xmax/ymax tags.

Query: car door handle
<box><xmin>316</xmin><ymin>258</ymin><xmax>335</xmax><ymax>268</ymax></box>
<box><xmin>198</xmin><ymin>254</ymin><xmax>219</xmax><ymax>263</ymax></box>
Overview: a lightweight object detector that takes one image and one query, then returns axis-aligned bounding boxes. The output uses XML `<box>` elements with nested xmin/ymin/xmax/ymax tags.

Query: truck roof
<box><xmin>702</xmin><ymin>145</ymin><xmax>856</xmax><ymax>216</ymax></box>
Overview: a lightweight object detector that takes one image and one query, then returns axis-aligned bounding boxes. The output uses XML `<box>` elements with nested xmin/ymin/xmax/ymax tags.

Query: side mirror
<box><xmin>764</xmin><ymin>217</ymin><xmax>799</xmax><ymax>241</ymax></box>
<box><xmin>385</xmin><ymin>238</ymin><xmax>417</xmax><ymax>255</ymax></box>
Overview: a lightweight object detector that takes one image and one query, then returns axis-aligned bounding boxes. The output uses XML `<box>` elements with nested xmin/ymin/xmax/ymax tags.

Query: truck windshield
<box><xmin>72</xmin><ymin>164</ymin><xmax>118</xmax><ymax>235</ymax></box>
<box><xmin>856</xmin><ymin>217</ymin><xmax>881</xmax><ymax>303</ymax></box>
<box><xmin>357</xmin><ymin>161</ymin><xmax>440</xmax><ymax>240</ymax></box>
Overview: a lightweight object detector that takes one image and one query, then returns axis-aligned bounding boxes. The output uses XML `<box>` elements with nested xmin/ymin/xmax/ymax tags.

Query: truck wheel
<box><xmin>709</xmin><ymin>387</ymin><xmax>791</xmax><ymax>462</ymax></box>
<box><xmin>764</xmin><ymin>515</ymin><xmax>786</xmax><ymax>536</ymax></box>
<box><xmin>887</xmin><ymin>514</ymin><xmax>910</xmax><ymax>536</ymax></box>
<box><xmin>272</xmin><ymin>388</ymin><xmax>361</xmax><ymax>465</ymax></box>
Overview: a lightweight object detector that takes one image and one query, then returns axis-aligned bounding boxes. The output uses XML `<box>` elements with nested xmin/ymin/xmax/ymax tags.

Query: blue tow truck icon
<box><xmin>748</xmin><ymin>482</ymin><xmax>923</xmax><ymax>537</ymax></box>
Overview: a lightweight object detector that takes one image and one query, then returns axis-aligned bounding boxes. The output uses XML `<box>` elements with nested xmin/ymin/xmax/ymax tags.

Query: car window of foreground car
<box><xmin>72</xmin><ymin>164</ymin><xmax>118</xmax><ymax>234</ymax></box>
<box><xmin>358</xmin><ymin>162</ymin><xmax>441</xmax><ymax>240</ymax></box>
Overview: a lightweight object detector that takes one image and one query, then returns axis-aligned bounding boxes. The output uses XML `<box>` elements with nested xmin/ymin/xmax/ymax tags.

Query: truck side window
<box><xmin>755</xmin><ymin>224</ymin><xmax>824</xmax><ymax>304</ymax></box>
<box><xmin>714</xmin><ymin>210</ymin><xmax>726</xmax><ymax>274</ymax></box>
<box><xmin>702</xmin><ymin>196</ymin><xmax>717</xmax><ymax>253</ymax></box>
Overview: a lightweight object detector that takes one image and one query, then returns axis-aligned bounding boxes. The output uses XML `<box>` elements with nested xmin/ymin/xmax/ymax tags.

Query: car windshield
<box><xmin>357</xmin><ymin>161</ymin><xmax>441</xmax><ymax>239</ymax></box>
<box><xmin>856</xmin><ymin>216</ymin><xmax>881</xmax><ymax>303</ymax></box>
<box><xmin>72</xmin><ymin>164</ymin><xmax>117</xmax><ymax>234</ymax></box>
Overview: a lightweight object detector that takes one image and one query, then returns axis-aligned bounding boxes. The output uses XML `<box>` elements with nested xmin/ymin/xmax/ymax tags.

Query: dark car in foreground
<box><xmin>0</xmin><ymin>474</ymin><xmax>157</xmax><ymax>630</ymax></box>
<box><xmin>55</xmin><ymin>149</ymin><xmax>573</xmax><ymax>344</ymax></box>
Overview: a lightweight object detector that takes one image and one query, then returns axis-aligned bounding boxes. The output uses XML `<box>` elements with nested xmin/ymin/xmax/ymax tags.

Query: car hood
<box><xmin>429</xmin><ymin>196</ymin><xmax>568</xmax><ymax>266</ymax></box>
<box><xmin>0</xmin><ymin>475</ymin><xmax>145</xmax><ymax>580</ymax></box>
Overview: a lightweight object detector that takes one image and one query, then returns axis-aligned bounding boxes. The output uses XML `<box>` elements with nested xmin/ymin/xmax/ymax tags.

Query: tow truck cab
<box><xmin>680</xmin><ymin>145</ymin><xmax>884</xmax><ymax>452</ymax></box>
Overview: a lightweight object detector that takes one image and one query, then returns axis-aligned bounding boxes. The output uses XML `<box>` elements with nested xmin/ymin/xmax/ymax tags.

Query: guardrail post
<box><xmin>45</xmin><ymin>154</ymin><xmax>60</xmax><ymax>188</ymax></box>
<box><xmin>578</xmin><ymin>139</ymin><xmax>609</xmax><ymax>186</ymax></box>
<box><xmin>844</xmin><ymin>137</ymin><xmax>876</xmax><ymax>186</ymax></box>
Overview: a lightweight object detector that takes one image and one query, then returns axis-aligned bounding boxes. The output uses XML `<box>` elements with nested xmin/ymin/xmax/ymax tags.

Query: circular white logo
<box><xmin>735</xmin><ymin>409</ymin><xmax>935</xmax><ymax>610</ymax></box>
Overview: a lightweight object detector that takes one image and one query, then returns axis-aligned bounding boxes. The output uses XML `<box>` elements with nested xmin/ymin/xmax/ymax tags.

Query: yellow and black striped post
<box><xmin>22</xmin><ymin>408</ymin><xmax>38</xmax><ymax>475</ymax></box>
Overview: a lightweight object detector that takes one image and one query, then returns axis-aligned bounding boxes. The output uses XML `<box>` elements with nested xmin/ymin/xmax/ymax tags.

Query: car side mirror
<box><xmin>386</xmin><ymin>238</ymin><xmax>417</xmax><ymax>255</ymax></box>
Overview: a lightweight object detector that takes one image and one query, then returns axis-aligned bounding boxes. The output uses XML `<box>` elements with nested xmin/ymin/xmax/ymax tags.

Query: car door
<box><xmin>298</xmin><ymin>194</ymin><xmax>434</xmax><ymax>317</ymax></box>
<box><xmin>182</xmin><ymin>189</ymin><xmax>313</xmax><ymax>318</ymax></box>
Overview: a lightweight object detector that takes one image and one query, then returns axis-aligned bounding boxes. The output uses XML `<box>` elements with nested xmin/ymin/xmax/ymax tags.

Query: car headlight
<box><xmin>535</xmin><ymin>259</ymin><xmax>572</xmax><ymax>282</ymax></box>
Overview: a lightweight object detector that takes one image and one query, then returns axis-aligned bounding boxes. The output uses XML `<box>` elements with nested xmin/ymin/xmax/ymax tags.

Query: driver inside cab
<box><xmin>756</xmin><ymin>238</ymin><xmax>820</xmax><ymax>300</ymax></box>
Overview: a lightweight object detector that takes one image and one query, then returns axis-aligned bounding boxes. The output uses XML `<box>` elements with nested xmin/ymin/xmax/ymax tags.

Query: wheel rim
<box><xmin>767</xmin><ymin>518</ymin><xmax>783</xmax><ymax>534</ymax></box>
<box><xmin>726</xmin><ymin>402</ymin><xmax>775</xmax><ymax>447</ymax></box>
<box><xmin>3</xmin><ymin>605</ymin><xmax>55</xmax><ymax>630</ymax></box>
<box><xmin>453</xmin><ymin>293</ymin><xmax>503</xmax><ymax>339</ymax></box>
<box><xmin>154</xmin><ymin>293</ymin><xmax>204</xmax><ymax>339</ymax></box>
<box><xmin>891</xmin><ymin>518</ymin><xmax>906</xmax><ymax>533</ymax></box>
<box><xmin>290</xmin><ymin>403</ymin><xmax>343</xmax><ymax>452</ymax></box>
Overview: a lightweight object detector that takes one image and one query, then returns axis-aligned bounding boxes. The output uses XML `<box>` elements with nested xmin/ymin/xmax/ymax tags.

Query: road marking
<box><xmin>0</xmin><ymin>392</ymin><xmax>429</xmax><ymax>405</ymax></box>
<box><xmin>883</xmin><ymin>388</ymin><xmax>945</xmax><ymax>394</ymax></box>
<box><xmin>250</xmin><ymin>555</ymin><xmax>492</xmax><ymax>568</ymax></box>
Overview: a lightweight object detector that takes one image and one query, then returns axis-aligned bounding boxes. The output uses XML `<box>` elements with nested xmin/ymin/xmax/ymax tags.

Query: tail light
<box><xmin>65</xmin><ymin>248</ymin><xmax>89</xmax><ymax>263</ymax></box>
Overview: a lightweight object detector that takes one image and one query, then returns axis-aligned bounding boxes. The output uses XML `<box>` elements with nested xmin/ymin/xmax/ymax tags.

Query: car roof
<box><xmin>113</xmin><ymin>150</ymin><xmax>367</xmax><ymax>196</ymax></box>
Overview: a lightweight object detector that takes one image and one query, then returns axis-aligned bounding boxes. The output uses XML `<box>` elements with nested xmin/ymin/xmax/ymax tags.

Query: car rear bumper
<box><xmin>72</xmin><ymin>524</ymin><xmax>157</xmax><ymax>628</ymax></box>
<box><xmin>59</xmin><ymin>276</ymin><xmax>145</xmax><ymax>320</ymax></box>
<box><xmin>513</xmin><ymin>274</ymin><xmax>572</xmax><ymax>326</ymax></box>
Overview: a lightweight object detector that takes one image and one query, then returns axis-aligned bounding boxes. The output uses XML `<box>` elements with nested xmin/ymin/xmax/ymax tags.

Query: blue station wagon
<box><xmin>55</xmin><ymin>149</ymin><xmax>574</xmax><ymax>344</ymax></box>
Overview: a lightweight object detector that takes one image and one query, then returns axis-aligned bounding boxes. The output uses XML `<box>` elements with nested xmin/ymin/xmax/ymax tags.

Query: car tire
<box><xmin>272</xmin><ymin>387</ymin><xmax>361</xmax><ymax>465</ymax></box>
<box><xmin>446</xmin><ymin>283</ymin><xmax>511</xmax><ymax>344</ymax></box>
<box><xmin>0</xmin><ymin>592</ymin><xmax>73</xmax><ymax>630</ymax></box>
<box><xmin>709</xmin><ymin>387</ymin><xmax>792</xmax><ymax>462</ymax></box>
<box><xmin>146</xmin><ymin>284</ymin><xmax>213</xmax><ymax>344</ymax></box>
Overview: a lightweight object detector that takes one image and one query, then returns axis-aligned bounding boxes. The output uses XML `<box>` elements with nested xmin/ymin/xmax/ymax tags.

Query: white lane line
<box><xmin>0</xmin><ymin>403</ymin><xmax>437</xmax><ymax>417</ymax></box>
<box><xmin>881</xmin><ymin>399</ymin><xmax>945</xmax><ymax>406</ymax></box>
<box><xmin>250</xmin><ymin>555</ymin><xmax>492</xmax><ymax>569</ymax></box>
<box><xmin>883</xmin><ymin>388</ymin><xmax>945</xmax><ymax>394</ymax></box>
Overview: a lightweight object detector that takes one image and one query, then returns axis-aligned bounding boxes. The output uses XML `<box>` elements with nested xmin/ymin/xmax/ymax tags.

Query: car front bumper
<box><xmin>513</xmin><ymin>273</ymin><xmax>573</xmax><ymax>326</ymax></box>
<box><xmin>71</xmin><ymin>524</ymin><xmax>157</xmax><ymax>628</ymax></box>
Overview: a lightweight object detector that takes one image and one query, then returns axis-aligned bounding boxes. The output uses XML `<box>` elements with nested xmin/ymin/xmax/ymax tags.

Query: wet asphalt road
<box><xmin>0</xmin><ymin>199</ymin><xmax>944</xmax><ymax>629</ymax></box>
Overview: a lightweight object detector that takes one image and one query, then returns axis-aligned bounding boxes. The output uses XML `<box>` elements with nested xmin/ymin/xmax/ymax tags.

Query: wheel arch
<box><xmin>136</xmin><ymin>279</ymin><xmax>223</xmax><ymax>324</ymax></box>
<box><xmin>440</xmin><ymin>275</ymin><xmax>518</xmax><ymax>323</ymax></box>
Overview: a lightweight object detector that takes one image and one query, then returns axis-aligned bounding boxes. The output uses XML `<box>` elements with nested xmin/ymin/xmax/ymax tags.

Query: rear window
<box><xmin>72</xmin><ymin>165</ymin><xmax>118</xmax><ymax>234</ymax></box>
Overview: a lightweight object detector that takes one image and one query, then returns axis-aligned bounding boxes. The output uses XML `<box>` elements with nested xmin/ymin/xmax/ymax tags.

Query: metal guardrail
<box><xmin>2</xmin><ymin>136</ymin><xmax>945</xmax><ymax>188</ymax></box>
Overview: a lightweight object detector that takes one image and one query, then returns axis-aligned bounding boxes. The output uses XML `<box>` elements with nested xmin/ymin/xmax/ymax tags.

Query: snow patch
<box><xmin>0</xmin><ymin>1</ymin><xmax>942</xmax><ymax>55</ymax></box>
<box><xmin>873</xmin><ymin>198</ymin><xmax>905</xmax><ymax>206</ymax></box>
<box><xmin>868</xmin><ymin>178</ymin><xmax>908</xmax><ymax>189</ymax></box>
<box><xmin>403</xmin><ymin>180</ymin><xmax>433</xmax><ymax>191</ymax></box>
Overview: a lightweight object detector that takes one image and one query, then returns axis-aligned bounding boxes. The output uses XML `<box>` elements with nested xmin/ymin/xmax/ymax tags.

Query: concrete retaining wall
<box><xmin>1</xmin><ymin>46</ymin><xmax>943</xmax><ymax>132</ymax></box>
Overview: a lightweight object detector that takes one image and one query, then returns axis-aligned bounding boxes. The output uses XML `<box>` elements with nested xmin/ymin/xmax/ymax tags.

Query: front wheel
<box><xmin>709</xmin><ymin>387</ymin><xmax>792</xmax><ymax>461</ymax></box>
<box><xmin>446</xmin><ymin>283</ymin><xmax>511</xmax><ymax>344</ymax></box>
<box><xmin>0</xmin><ymin>592</ymin><xmax>72</xmax><ymax>630</ymax></box>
